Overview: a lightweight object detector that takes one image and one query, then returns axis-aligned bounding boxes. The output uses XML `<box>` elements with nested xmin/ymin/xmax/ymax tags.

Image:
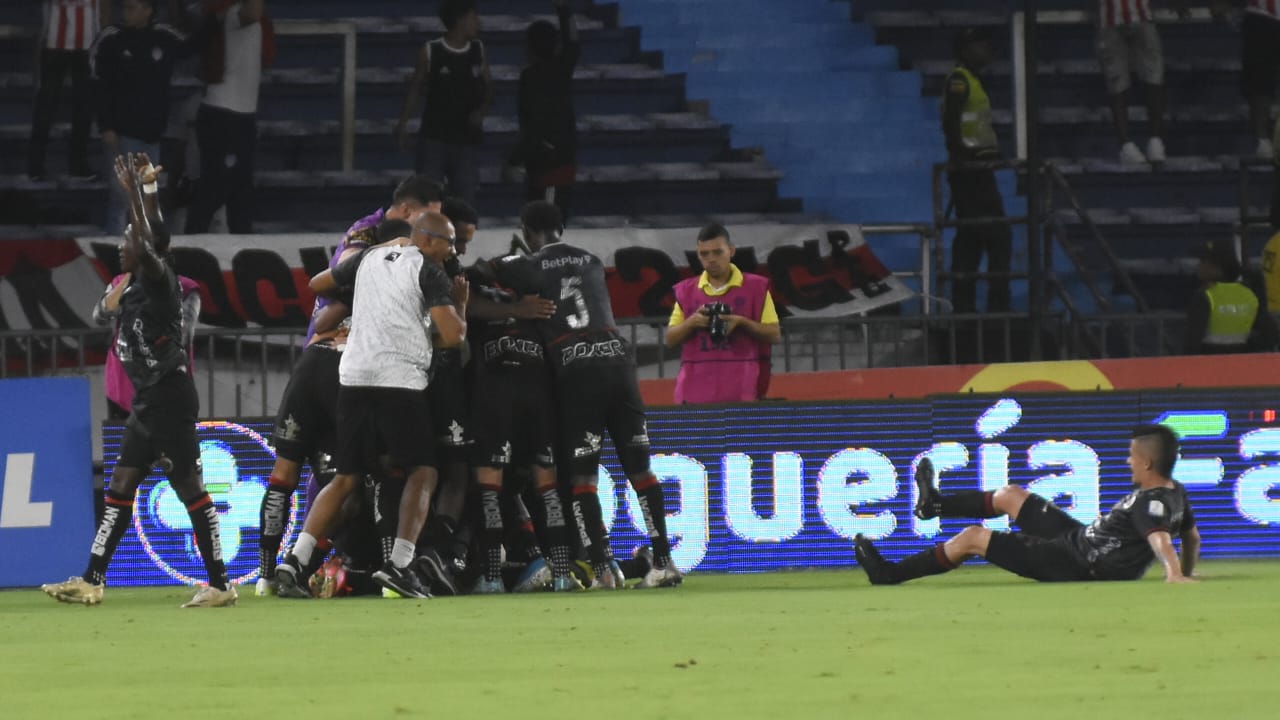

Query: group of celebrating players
<box><xmin>255</xmin><ymin>173</ymin><xmax>684</xmax><ymax>599</ymax></box>
<box><xmin>39</xmin><ymin>153</ymin><xmax>1199</xmax><ymax>609</ymax></box>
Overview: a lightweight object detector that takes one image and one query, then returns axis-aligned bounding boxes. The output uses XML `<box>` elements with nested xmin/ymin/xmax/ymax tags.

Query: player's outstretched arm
<box><xmin>115</xmin><ymin>154</ymin><xmax>165</xmax><ymax>281</ymax></box>
<box><xmin>131</xmin><ymin>153</ymin><xmax>170</xmax><ymax>254</ymax></box>
<box><xmin>1147</xmin><ymin>531</ymin><xmax>1197</xmax><ymax>584</ymax></box>
<box><xmin>1179</xmin><ymin>525</ymin><xmax>1201</xmax><ymax>579</ymax></box>
<box><xmin>310</xmin><ymin>269</ymin><xmax>338</xmax><ymax>297</ymax></box>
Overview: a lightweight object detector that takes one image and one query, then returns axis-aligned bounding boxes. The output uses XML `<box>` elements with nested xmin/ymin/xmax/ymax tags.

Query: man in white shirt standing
<box><xmin>276</xmin><ymin>211</ymin><xmax>469</xmax><ymax>599</ymax></box>
<box><xmin>185</xmin><ymin>0</ymin><xmax>269</xmax><ymax>233</ymax></box>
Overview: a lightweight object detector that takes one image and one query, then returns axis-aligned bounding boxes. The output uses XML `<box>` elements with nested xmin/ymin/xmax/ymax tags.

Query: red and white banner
<box><xmin>0</xmin><ymin>225</ymin><xmax>913</xmax><ymax>333</ymax></box>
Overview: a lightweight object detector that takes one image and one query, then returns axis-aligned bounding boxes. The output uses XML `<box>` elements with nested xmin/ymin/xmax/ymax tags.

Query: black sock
<box><xmin>258</xmin><ymin>482</ymin><xmax>293</xmax><ymax>577</ymax></box>
<box><xmin>373</xmin><ymin>477</ymin><xmax>404</xmax><ymax>565</ymax></box>
<box><xmin>633</xmin><ymin>475</ymin><xmax>672</xmax><ymax>565</ymax></box>
<box><xmin>479</xmin><ymin>486</ymin><xmax>504</xmax><ymax>582</ymax></box>
<box><xmin>185</xmin><ymin>493</ymin><xmax>230</xmax><ymax>590</ymax></box>
<box><xmin>939</xmin><ymin>490</ymin><xmax>999</xmax><ymax>519</ymax></box>
<box><xmin>539</xmin><ymin>486</ymin><xmax>573</xmax><ymax>578</ymax></box>
<box><xmin>84</xmin><ymin>489</ymin><xmax>136</xmax><ymax>586</ymax></box>
<box><xmin>571</xmin><ymin>486</ymin><xmax>609</xmax><ymax>568</ymax></box>
<box><xmin>895</xmin><ymin>544</ymin><xmax>959</xmax><ymax>582</ymax></box>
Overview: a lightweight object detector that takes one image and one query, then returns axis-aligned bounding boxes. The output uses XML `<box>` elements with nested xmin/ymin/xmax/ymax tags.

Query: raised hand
<box><xmin>113</xmin><ymin>154</ymin><xmax>135</xmax><ymax>194</ymax></box>
<box><xmin>452</xmin><ymin>275</ymin><xmax>470</xmax><ymax>308</ymax></box>
<box><xmin>131</xmin><ymin>152</ymin><xmax>162</xmax><ymax>185</ymax></box>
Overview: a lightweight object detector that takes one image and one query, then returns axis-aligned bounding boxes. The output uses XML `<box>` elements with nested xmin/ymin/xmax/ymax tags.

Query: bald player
<box><xmin>276</xmin><ymin>211</ymin><xmax>468</xmax><ymax>599</ymax></box>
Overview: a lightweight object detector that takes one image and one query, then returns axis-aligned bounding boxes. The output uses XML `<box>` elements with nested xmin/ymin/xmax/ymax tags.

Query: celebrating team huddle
<box><xmin>41</xmin><ymin>160</ymin><xmax>1202</xmax><ymax>608</ymax></box>
<box><xmin>260</xmin><ymin>175</ymin><xmax>682</xmax><ymax>598</ymax></box>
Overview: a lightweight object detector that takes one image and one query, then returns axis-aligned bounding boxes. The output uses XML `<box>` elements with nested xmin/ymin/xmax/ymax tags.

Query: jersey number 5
<box><xmin>559</xmin><ymin>277</ymin><xmax>590</xmax><ymax>329</ymax></box>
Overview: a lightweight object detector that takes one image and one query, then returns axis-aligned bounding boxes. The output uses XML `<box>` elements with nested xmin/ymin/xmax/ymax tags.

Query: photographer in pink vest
<box><xmin>665</xmin><ymin>224</ymin><xmax>781</xmax><ymax>404</ymax></box>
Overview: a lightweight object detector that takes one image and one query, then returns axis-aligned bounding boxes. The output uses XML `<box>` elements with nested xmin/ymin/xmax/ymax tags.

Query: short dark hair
<box><xmin>1132</xmin><ymin>424</ymin><xmax>1180</xmax><ymax>478</ymax></box>
<box><xmin>439</xmin><ymin>0</ymin><xmax>476</xmax><ymax>31</ymax></box>
<box><xmin>392</xmin><ymin>175</ymin><xmax>444</xmax><ymax>207</ymax></box>
<box><xmin>521</xmin><ymin>200</ymin><xmax>563</xmax><ymax>237</ymax></box>
<box><xmin>441</xmin><ymin>197</ymin><xmax>479</xmax><ymax>227</ymax></box>
<box><xmin>697</xmin><ymin>223</ymin><xmax>730</xmax><ymax>244</ymax></box>
<box><xmin>526</xmin><ymin>19</ymin><xmax>558</xmax><ymax>62</ymax></box>
<box><xmin>953</xmin><ymin>27</ymin><xmax>990</xmax><ymax>60</ymax></box>
<box><xmin>1196</xmin><ymin>240</ymin><xmax>1242</xmax><ymax>281</ymax></box>
<box><xmin>375</xmin><ymin>219</ymin><xmax>412</xmax><ymax>244</ymax></box>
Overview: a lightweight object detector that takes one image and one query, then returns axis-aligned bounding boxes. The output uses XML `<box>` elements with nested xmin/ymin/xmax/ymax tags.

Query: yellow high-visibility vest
<box><xmin>945</xmin><ymin>66</ymin><xmax>998</xmax><ymax>151</ymax></box>
<box><xmin>1204</xmin><ymin>282</ymin><xmax>1259</xmax><ymax>346</ymax></box>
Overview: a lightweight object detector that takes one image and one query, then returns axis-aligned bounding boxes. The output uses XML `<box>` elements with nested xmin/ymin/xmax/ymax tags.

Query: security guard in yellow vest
<box><xmin>942</xmin><ymin>27</ymin><xmax>1011</xmax><ymax>314</ymax></box>
<box><xmin>1185</xmin><ymin>241</ymin><xmax>1277</xmax><ymax>354</ymax></box>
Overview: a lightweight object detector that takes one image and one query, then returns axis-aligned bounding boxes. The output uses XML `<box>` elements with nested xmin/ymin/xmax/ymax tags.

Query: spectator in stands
<box><xmin>184</xmin><ymin>0</ymin><xmax>275</xmax><ymax>234</ymax></box>
<box><xmin>510</xmin><ymin>0</ymin><xmax>579</xmax><ymax>224</ymax></box>
<box><xmin>1184</xmin><ymin>240</ymin><xmax>1278</xmax><ymax>353</ymax></box>
<box><xmin>1095</xmin><ymin>0</ymin><xmax>1182</xmax><ymax>165</ymax></box>
<box><xmin>92</xmin><ymin>0</ymin><xmax>199</xmax><ymax>234</ymax></box>
<box><xmin>665</xmin><ymin>223</ymin><xmax>781</xmax><ymax>404</ymax></box>
<box><xmin>1216</xmin><ymin>0</ymin><xmax>1280</xmax><ymax>158</ymax></box>
<box><xmin>941</xmin><ymin>28</ymin><xmax>1011</xmax><ymax>314</ymax></box>
<box><xmin>396</xmin><ymin>0</ymin><xmax>494</xmax><ymax>204</ymax></box>
<box><xmin>28</xmin><ymin>0</ymin><xmax>108</xmax><ymax>180</ymax></box>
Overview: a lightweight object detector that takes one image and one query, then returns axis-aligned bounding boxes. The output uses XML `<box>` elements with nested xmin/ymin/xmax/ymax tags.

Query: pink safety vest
<box><xmin>672</xmin><ymin>271</ymin><xmax>773</xmax><ymax>404</ymax></box>
<box><xmin>104</xmin><ymin>274</ymin><xmax>200</xmax><ymax>412</ymax></box>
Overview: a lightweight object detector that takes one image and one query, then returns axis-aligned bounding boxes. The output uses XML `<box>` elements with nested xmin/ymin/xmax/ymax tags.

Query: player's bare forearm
<box><xmin>1180</xmin><ymin>528</ymin><xmax>1201</xmax><ymax>578</ymax></box>
<box><xmin>431</xmin><ymin>305</ymin><xmax>467</xmax><ymax>346</ymax></box>
<box><xmin>1148</xmin><ymin>531</ymin><xmax>1196</xmax><ymax>583</ymax></box>
<box><xmin>309</xmin><ymin>269</ymin><xmax>339</xmax><ymax>297</ymax></box>
<box><xmin>116</xmin><ymin>155</ymin><xmax>165</xmax><ymax>280</ymax></box>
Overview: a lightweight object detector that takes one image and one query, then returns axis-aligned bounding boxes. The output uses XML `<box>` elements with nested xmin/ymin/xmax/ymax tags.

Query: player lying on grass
<box><xmin>855</xmin><ymin>424</ymin><xmax>1200</xmax><ymax>585</ymax></box>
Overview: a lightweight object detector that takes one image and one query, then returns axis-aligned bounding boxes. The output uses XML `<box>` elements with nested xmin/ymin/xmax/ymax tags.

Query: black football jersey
<box><xmin>1066</xmin><ymin>483</ymin><xmax>1195</xmax><ymax>580</ymax></box>
<box><xmin>468</xmin><ymin>280</ymin><xmax>545</xmax><ymax>369</ymax></box>
<box><xmin>115</xmin><ymin>264</ymin><xmax>187</xmax><ymax>391</ymax></box>
<box><xmin>491</xmin><ymin>243</ymin><xmax>629</xmax><ymax>371</ymax></box>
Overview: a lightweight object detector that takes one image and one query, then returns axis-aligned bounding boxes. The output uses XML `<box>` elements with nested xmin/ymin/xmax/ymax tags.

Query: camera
<box><xmin>704</xmin><ymin>302</ymin><xmax>732</xmax><ymax>346</ymax></box>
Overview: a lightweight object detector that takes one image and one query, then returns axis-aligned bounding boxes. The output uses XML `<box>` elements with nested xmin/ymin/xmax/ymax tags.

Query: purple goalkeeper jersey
<box><xmin>304</xmin><ymin>207</ymin><xmax>386</xmax><ymax>343</ymax></box>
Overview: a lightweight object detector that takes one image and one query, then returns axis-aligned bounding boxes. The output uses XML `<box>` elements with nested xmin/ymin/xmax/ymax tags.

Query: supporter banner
<box><xmin>639</xmin><ymin>354</ymin><xmax>1280</xmax><ymax>405</ymax></box>
<box><xmin>0</xmin><ymin>378</ymin><xmax>93</xmax><ymax>588</ymax></box>
<box><xmin>0</xmin><ymin>225</ymin><xmax>912</xmax><ymax>332</ymax></box>
<box><xmin>80</xmin><ymin>387</ymin><xmax>1280</xmax><ymax>588</ymax></box>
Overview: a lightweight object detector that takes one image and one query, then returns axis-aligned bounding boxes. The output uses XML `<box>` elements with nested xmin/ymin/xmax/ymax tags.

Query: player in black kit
<box><xmin>467</xmin><ymin>263</ymin><xmax>578</xmax><ymax>592</ymax></box>
<box><xmin>486</xmin><ymin>201</ymin><xmax>682</xmax><ymax>589</ymax></box>
<box><xmin>42</xmin><ymin>153</ymin><xmax>235</xmax><ymax>607</ymax></box>
<box><xmin>255</xmin><ymin>219</ymin><xmax>413</xmax><ymax>596</ymax></box>
<box><xmin>855</xmin><ymin>424</ymin><xmax>1201</xmax><ymax>585</ymax></box>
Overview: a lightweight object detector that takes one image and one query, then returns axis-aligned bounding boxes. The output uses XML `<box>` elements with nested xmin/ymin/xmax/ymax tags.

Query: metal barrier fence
<box><xmin>1</xmin><ymin>310</ymin><xmax>1195</xmax><ymax>418</ymax></box>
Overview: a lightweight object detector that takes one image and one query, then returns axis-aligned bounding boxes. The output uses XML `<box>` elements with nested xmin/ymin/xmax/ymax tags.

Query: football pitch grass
<box><xmin>3</xmin><ymin>562</ymin><xmax>1278</xmax><ymax>720</ymax></box>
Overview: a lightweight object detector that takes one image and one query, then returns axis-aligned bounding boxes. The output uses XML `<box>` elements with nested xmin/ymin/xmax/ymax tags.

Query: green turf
<box><xmin>2</xmin><ymin>562</ymin><xmax>1277</xmax><ymax>720</ymax></box>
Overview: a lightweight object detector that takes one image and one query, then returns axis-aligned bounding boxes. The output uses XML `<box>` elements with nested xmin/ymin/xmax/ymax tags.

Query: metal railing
<box><xmin>1041</xmin><ymin>162</ymin><xmax>1150</xmax><ymax>313</ymax></box>
<box><xmin>274</xmin><ymin>21</ymin><xmax>358</xmax><ymax>172</ymax></box>
<box><xmin>3</xmin><ymin>310</ymin><xmax>1190</xmax><ymax>418</ymax></box>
